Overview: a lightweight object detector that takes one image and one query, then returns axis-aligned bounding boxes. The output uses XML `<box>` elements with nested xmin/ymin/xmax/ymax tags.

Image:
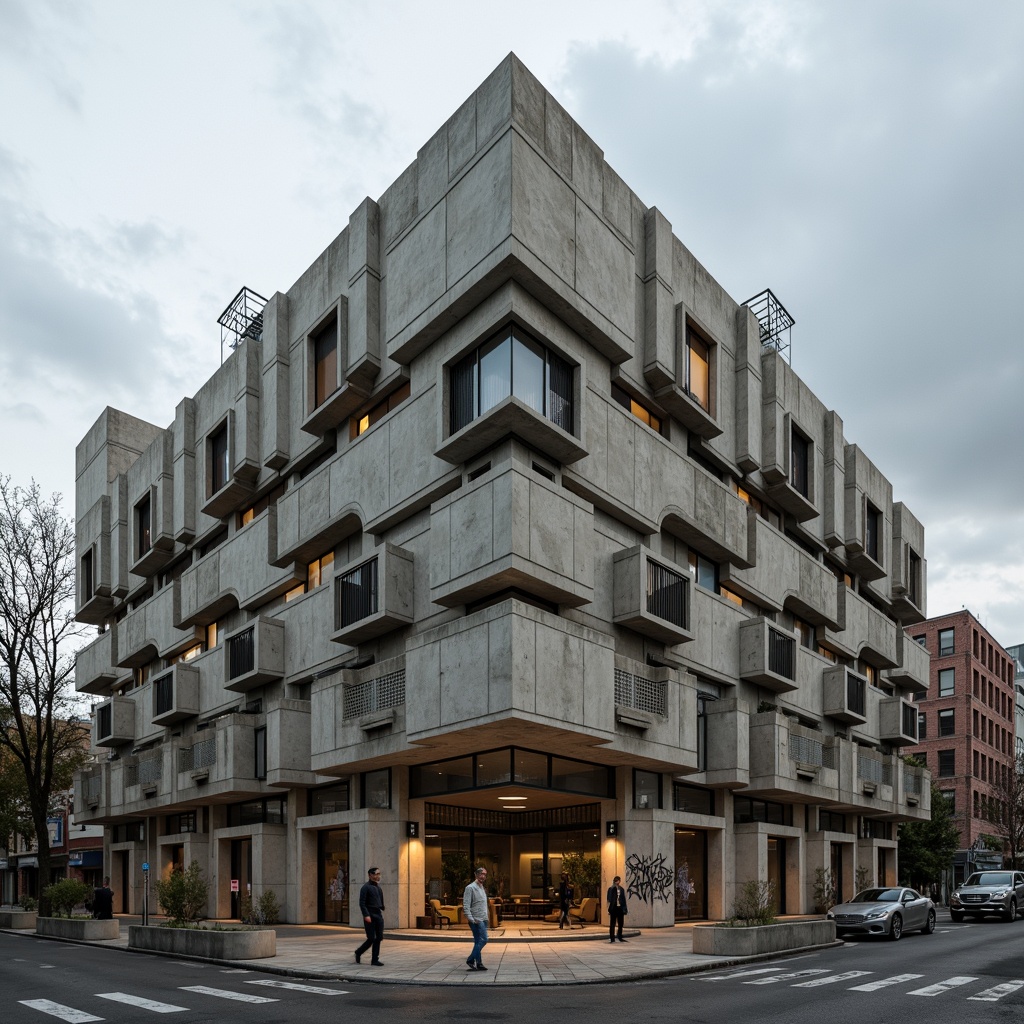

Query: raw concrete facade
<box><xmin>73</xmin><ymin>55</ymin><xmax>930</xmax><ymax>927</ymax></box>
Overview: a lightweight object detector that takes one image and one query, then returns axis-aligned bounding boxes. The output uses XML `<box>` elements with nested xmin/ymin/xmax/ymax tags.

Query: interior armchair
<box><xmin>429</xmin><ymin>898</ymin><xmax>459</xmax><ymax>928</ymax></box>
<box><xmin>570</xmin><ymin>897</ymin><xmax>598</xmax><ymax>924</ymax></box>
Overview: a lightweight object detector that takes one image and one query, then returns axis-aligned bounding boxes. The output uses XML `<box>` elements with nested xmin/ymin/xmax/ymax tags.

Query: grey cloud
<box><xmin>0</xmin><ymin>0</ymin><xmax>85</xmax><ymax>111</ymax></box>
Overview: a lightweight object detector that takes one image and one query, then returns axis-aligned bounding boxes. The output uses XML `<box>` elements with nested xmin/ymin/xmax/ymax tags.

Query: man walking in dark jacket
<box><xmin>607</xmin><ymin>875</ymin><xmax>628</xmax><ymax>942</ymax></box>
<box><xmin>354</xmin><ymin>867</ymin><xmax>385</xmax><ymax>965</ymax></box>
<box><xmin>93</xmin><ymin>877</ymin><xmax>114</xmax><ymax>920</ymax></box>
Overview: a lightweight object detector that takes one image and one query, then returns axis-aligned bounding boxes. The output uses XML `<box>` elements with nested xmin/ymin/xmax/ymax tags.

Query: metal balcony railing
<box><xmin>858</xmin><ymin>754</ymin><xmax>892</xmax><ymax>786</ymax></box>
<box><xmin>228</xmin><ymin>627</ymin><xmax>255</xmax><ymax>680</ymax></box>
<box><xmin>154</xmin><ymin>673</ymin><xmax>174</xmax><ymax>717</ymax></box>
<box><xmin>342</xmin><ymin>669</ymin><xmax>406</xmax><ymax>720</ymax></box>
<box><xmin>768</xmin><ymin>626</ymin><xmax>796</xmax><ymax>680</ymax></box>
<box><xmin>338</xmin><ymin>557</ymin><xmax>379</xmax><ymax>628</ymax></box>
<box><xmin>646</xmin><ymin>561</ymin><xmax>687</xmax><ymax>628</ymax></box>
<box><xmin>847</xmin><ymin>673</ymin><xmax>866</xmax><ymax>717</ymax></box>
<box><xmin>613</xmin><ymin>668</ymin><xmax>667</xmax><ymax>717</ymax></box>
<box><xmin>178</xmin><ymin>737</ymin><xmax>217</xmax><ymax>773</ymax></box>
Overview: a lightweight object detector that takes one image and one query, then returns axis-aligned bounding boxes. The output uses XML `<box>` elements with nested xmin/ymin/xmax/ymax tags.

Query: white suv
<box><xmin>950</xmin><ymin>871</ymin><xmax>1024</xmax><ymax>922</ymax></box>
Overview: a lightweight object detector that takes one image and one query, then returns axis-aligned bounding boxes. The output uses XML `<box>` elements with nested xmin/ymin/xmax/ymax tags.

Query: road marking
<box><xmin>40</xmin><ymin>964</ymin><xmax>55</xmax><ymax>969</ymax></box>
<box><xmin>95</xmin><ymin>992</ymin><xmax>187</xmax><ymax>1013</ymax></box>
<box><xmin>699</xmin><ymin>967</ymin><xmax>782</xmax><ymax>981</ymax></box>
<box><xmin>179</xmin><ymin>986</ymin><xmax>278</xmax><ymax>1003</ymax></box>
<box><xmin>849</xmin><ymin>973</ymin><xmax>924</xmax><ymax>991</ymax></box>
<box><xmin>219</xmin><ymin>969</ymin><xmax>251</xmax><ymax>974</ymax></box>
<box><xmin>745</xmin><ymin>969</ymin><xmax>829</xmax><ymax>985</ymax></box>
<box><xmin>245</xmin><ymin>980</ymin><xmax>347</xmax><ymax>995</ymax></box>
<box><xmin>793</xmin><ymin>971</ymin><xmax>872</xmax><ymax>988</ymax></box>
<box><xmin>968</xmin><ymin>980</ymin><xmax>1024</xmax><ymax>1002</ymax></box>
<box><xmin>18</xmin><ymin>1000</ymin><xmax>103</xmax><ymax>1022</ymax></box>
<box><xmin>907</xmin><ymin>976</ymin><xmax>978</xmax><ymax>996</ymax></box>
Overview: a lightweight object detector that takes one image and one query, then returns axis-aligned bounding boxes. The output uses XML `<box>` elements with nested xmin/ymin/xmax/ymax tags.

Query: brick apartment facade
<box><xmin>905</xmin><ymin>610</ymin><xmax>1016</xmax><ymax>884</ymax></box>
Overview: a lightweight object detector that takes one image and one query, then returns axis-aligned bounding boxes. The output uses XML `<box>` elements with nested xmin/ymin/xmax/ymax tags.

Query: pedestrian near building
<box><xmin>558</xmin><ymin>873</ymin><xmax>574</xmax><ymax>929</ymax></box>
<box><xmin>354</xmin><ymin>867</ymin><xmax>385</xmax><ymax>966</ymax></box>
<box><xmin>463</xmin><ymin>866</ymin><xmax>490</xmax><ymax>970</ymax></box>
<box><xmin>607</xmin><ymin>875</ymin><xmax>628</xmax><ymax>942</ymax></box>
<box><xmin>92</xmin><ymin>877</ymin><xmax>114</xmax><ymax>920</ymax></box>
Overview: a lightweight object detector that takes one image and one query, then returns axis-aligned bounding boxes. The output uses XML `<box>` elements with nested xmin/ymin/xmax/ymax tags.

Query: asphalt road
<box><xmin>4</xmin><ymin>911</ymin><xmax>1023</xmax><ymax>1024</ymax></box>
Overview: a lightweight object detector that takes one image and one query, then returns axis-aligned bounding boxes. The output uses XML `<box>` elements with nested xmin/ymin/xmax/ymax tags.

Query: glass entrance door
<box><xmin>767</xmin><ymin>838</ymin><xmax>786</xmax><ymax>913</ymax></box>
<box><xmin>230</xmin><ymin>838</ymin><xmax>251</xmax><ymax>920</ymax></box>
<box><xmin>674</xmin><ymin>829</ymin><xmax>707</xmax><ymax>920</ymax></box>
<box><xmin>318</xmin><ymin>828</ymin><xmax>349</xmax><ymax>924</ymax></box>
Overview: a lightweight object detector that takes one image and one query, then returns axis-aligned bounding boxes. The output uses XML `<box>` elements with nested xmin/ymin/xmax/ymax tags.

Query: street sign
<box><xmin>142</xmin><ymin>862</ymin><xmax>149</xmax><ymax>872</ymax></box>
<box><xmin>231</xmin><ymin>879</ymin><xmax>239</xmax><ymax>892</ymax></box>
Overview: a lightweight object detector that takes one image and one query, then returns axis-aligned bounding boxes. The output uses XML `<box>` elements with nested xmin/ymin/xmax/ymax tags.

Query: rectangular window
<box><xmin>938</xmin><ymin>749</ymin><xmax>955</xmax><ymax>777</ymax></box>
<box><xmin>673</xmin><ymin>781</ymin><xmax>713</xmax><ymax>815</ymax></box>
<box><xmin>254</xmin><ymin>726</ymin><xmax>266</xmax><ymax>780</ymax></box>
<box><xmin>309</xmin><ymin>782</ymin><xmax>350</xmax><ymax>815</ymax></box>
<box><xmin>611</xmin><ymin>383</ymin><xmax>663</xmax><ymax>435</ymax></box>
<box><xmin>687</xmin><ymin>549</ymin><xmax>718</xmax><ymax>592</ymax></box>
<box><xmin>136</xmin><ymin>495</ymin><xmax>152</xmax><ymax>558</ymax></box>
<box><xmin>82</xmin><ymin>549</ymin><xmax>94</xmax><ymax>602</ymax></box>
<box><xmin>819</xmin><ymin>810</ymin><xmax>847</xmax><ymax>832</ymax></box>
<box><xmin>362</xmin><ymin>768</ymin><xmax>391</xmax><ymax>809</ymax></box>
<box><xmin>938</xmin><ymin>628</ymin><xmax>954</xmax><ymax>657</ymax></box>
<box><xmin>209</xmin><ymin>423</ymin><xmax>229</xmax><ymax>494</ymax></box>
<box><xmin>918</xmin><ymin>712</ymin><xmax>927</xmax><ymax>740</ymax></box>
<box><xmin>913</xmin><ymin>634</ymin><xmax>926</xmax><ymax>647</ymax></box>
<box><xmin>938</xmin><ymin>708</ymin><xmax>955</xmax><ymax>736</ymax></box>
<box><xmin>865</xmin><ymin>502</ymin><xmax>881</xmax><ymax>563</ymax></box>
<box><xmin>634</xmin><ymin>769</ymin><xmax>661</xmax><ymax>809</ymax></box>
<box><xmin>308</xmin><ymin>550</ymin><xmax>334</xmax><ymax>591</ymax></box>
<box><xmin>941</xmin><ymin>790</ymin><xmax>955</xmax><ymax>813</ymax></box>
<box><xmin>685</xmin><ymin>327</ymin><xmax>710</xmax><ymax>410</ymax></box>
<box><xmin>350</xmin><ymin>381</ymin><xmax>411</xmax><ymax>439</ymax></box>
<box><xmin>939</xmin><ymin>667</ymin><xmax>955</xmax><ymax>697</ymax></box>
<box><xmin>790</xmin><ymin>428</ymin><xmax>810</xmax><ymax>498</ymax></box>
<box><xmin>908</xmin><ymin>549</ymin><xmax>921</xmax><ymax>605</ymax></box>
<box><xmin>313</xmin><ymin>314</ymin><xmax>338</xmax><ymax>409</ymax></box>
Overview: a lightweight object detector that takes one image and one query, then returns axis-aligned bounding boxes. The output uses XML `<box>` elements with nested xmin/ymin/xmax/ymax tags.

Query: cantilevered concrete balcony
<box><xmin>738</xmin><ymin>617</ymin><xmax>798</xmax><ymax>693</ymax></box>
<box><xmin>613</xmin><ymin>546</ymin><xmax>692</xmax><ymax>646</ymax></box>
<box><xmin>151</xmin><ymin>664</ymin><xmax>200</xmax><ymax>726</ymax></box>
<box><xmin>76</xmin><ymin>629</ymin><xmax>120</xmax><ymax>696</ymax></box>
<box><xmin>331</xmin><ymin>545</ymin><xmax>414</xmax><ymax>646</ymax></box>
<box><xmin>223</xmin><ymin>617</ymin><xmax>285</xmax><ymax>693</ymax></box>
<box><xmin>94</xmin><ymin>696</ymin><xmax>135</xmax><ymax>747</ymax></box>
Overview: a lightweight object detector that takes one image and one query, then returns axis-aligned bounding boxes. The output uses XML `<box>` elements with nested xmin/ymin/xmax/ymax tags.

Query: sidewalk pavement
<box><xmin>2</xmin><ymin>915</ymin><xmax>831</xmax><ymax>986</ymax></box>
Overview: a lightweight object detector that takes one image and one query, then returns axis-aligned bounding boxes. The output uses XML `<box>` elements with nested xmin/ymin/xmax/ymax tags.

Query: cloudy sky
<box><xmin>1</xmin><ymin>0</ymin><xmax>1022</xmax><ymax>646</ymax></box>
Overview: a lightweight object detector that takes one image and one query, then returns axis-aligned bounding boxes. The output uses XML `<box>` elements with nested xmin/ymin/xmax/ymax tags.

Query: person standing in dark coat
<box><xmin>607</xmin><ymin>875</ymin><xmax>628</xmax><ymax>942</ymax></box>
<box><xmin>93</xmin><ymin>877</ymin><xmax>114</xmax><ymax>920</ymax></box>
<box><xmin>558</xmin><ymin>873</ymin><xmax>574</xmax><ymax>929</ymax></box>
<box><xmin>354</xmin><ymin>867</ymin><xmax>385</xmax><ymax>965</ymax></box>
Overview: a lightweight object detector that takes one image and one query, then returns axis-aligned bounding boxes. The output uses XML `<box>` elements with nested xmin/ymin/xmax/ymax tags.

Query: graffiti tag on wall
<box><xmin>625</xmin><ymin>852</ymin><xmax>673</xmax><ymax>904</ymax></box>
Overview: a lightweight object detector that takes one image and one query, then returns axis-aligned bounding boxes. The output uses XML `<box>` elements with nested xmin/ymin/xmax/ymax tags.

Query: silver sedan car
<box><xmin>827</xmin><ymin>886</ymin><xmax>936</xmax><ymax>941</ymax></box>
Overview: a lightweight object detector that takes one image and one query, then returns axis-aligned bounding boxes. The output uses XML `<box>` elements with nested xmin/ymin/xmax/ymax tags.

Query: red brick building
<box><xmin>904</xmin><ymin>609</ymin><xmax>1016</xmax><ymax>886</ymax></box>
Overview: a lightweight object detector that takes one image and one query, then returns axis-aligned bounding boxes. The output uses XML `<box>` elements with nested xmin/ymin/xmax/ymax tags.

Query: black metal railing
<box><xmin>338</xmin><ymin>558</ymin><xmax>379</xmax><ymax>628</ymax></box>
<box><xmin>228</xmin><ymin>627</ymin><xmax>255</xmax><ymax>679</ymax></box>
<box><xmin>767</xmin><ymin>627</ymin><xmax>796</xmax><ymax>679</ymax></box>
<box><xmin>646</xmin><ymin>561</ymin><xmax>687</xmax><ymax>628</ymax></box>
<box><xmin>847</xmin><ymin>673</ymin><xmax>866</xmax><ymax>717</ymax></box>
<box><xmin>154</xmin><ymin>673</ymin><xmax>174</xmax><ymax>717</ymax></box>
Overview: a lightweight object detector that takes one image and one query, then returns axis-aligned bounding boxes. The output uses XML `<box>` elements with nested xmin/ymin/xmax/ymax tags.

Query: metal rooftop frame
<box><xmin>743</xmin><ymin>288</ymin><xmax>794</xmax><ymax>365</ymax></box>
<box><xmin>218</xmin><ymin>286</ymin><xmax>268</xmax><ymax>363</ymax></box>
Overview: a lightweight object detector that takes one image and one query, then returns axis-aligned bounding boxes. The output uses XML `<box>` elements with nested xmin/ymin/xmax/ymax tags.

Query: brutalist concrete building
<box><xmin>73</xmin><ymin>55</ymin><xmax>930</xmax><ymax>927</ymax></box>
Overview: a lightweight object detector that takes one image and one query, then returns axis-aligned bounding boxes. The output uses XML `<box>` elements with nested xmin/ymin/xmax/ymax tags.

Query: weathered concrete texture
<box><xmin>128</xmin><ymin>924</ymin><xmax>276</xmax><ymax>959</ymax></box>
<box><xmin>36</xmin><ymin>917</ymin><xmax>120</xmax><ymax>941</ymax></box>
<box><xmin>691</xmin><ymin>919</ymin><xmax>836</xmax><ymax>955</ymax></box>
<box><xmin>0</xmin><ymin>910</ymin><xmax>37</xmax><ymax>929</ymax></box>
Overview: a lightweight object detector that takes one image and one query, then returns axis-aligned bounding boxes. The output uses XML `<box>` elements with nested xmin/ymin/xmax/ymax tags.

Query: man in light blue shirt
<box><xmin>463</xmin><ymin>866</ymin><xmax>490</xmax><ymax>970</ymax></box>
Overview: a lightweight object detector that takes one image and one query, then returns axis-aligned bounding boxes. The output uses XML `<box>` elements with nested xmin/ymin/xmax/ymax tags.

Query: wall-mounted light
<box><xmin>406</xmin><ymin>821</ymin><xmax>419</xmax><ymax>839</ymax></box>
<box><xmin>606</xmin><ymin>821</ymin><xmax>619</xmax><ymax>837</ymax></box>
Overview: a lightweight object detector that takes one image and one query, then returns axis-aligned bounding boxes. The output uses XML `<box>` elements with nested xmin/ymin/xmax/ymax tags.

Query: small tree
<box><xmin>560</xmin><ymin>850</ymin><xmax>602</xmax><ymax>897</ymax></box>
<box><xmin>898</xmin><ymin>784</ymin><xmax>960</xmax><ymax>890</ymax></box>
<box><xmin>155</xmin><ymin>862</ymin><xmax>209</xmax><ymax>926</ymax></box>
<box><xmin>978</xmin><ymin>752</ymin><xmax>1024</xmax><ymax>868</ymax></box>
<box><xmin>812</xmin><ymin>867</ymin><xmax>836</xmax><ymax>912</ymax></box>
<box><xmin>42</xmin><ymin>878</ymin><xmax>92</xmax><ymax>918</ymax></box>
<box><xmin>733</xmin><ymin>879</ymin><xmax>776</xmax><ymax>925</ymax></box>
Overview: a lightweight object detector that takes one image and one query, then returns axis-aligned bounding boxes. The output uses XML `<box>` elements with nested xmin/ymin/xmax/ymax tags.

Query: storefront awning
<box><xmin>69</xmin><ymin>851</ymin><xmax>104</xmax><ymax>868</ymax></box>
<box><xmin>17</xmin><ymin>856</ymin><xmax>38</xmax><ymax>868</ymax></box>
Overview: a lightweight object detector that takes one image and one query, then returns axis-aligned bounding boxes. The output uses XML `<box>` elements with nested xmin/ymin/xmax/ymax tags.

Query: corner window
<box><xmin>450</xmin><ymin>326</ymin><xmax>573</xmax><ymax>435</ymax></box>
<box><xmin>939</xmin><ymin>667</ymin><xmax>955</xmax><ymax>697</ymax></box>
<box><xmin>685</xmin><ymin>326</ymin><xmax>710</xmax><ymax>410</ymax></box>
<box><xmin>362</xmin><ymin>768</ymin><xmax>391</xmax><ymax>809</ymax></box>
<box><xmin>209</xmin><ymin>423</ymin><xmax>229</xmax><ymax>494</ymax></box>
<box><xmin>135</xmin><ymin>495</ymin><xmax>152</xmax><ymax>558</ymax></box>
<box><xmin>611</xmin><ymin>383</ymin><xmax>664</xmax><ymax>435</ymax></box>
<box><xmin>82</xmin><ymin>549</ymin><xmax>94</xmax><ymax>602</ymax></box>
<box><xmin>790</xmin><ymin>428</ymin><xmax>810</xmax><ymax>498</ymax></box>
<box><xmin>938</xmin><ymin>628</ymin><xmax>954</xmax><ymax>657</ymax></box>
<box><xmin>312</xmin><ymin>314</ymin><xmax>338</xmax><ymax>409</ymax></box>
<box><xmin>865</xmin><ymin>502</ymin><xmax>881</xmax><ymax>563</ymax></box>
<box><xmin>938</xmin><ymin>708</ymin><xmax>955</xmax><ymax>737</ymax></box>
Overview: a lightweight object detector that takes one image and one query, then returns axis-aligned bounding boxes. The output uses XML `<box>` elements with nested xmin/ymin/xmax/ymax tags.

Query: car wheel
<box><xmin>950</xmin><ymin>910</ymin><xmax>964</xmax><ymax>922</ymax></box>
<box><xmin>921</xmin><ymin>909</ymin><xmax>936</xmax><ymax>934</ymax></box>
<box><xmin>889</xmin><ymin>913</ymin><xmax>903</xmax><ymax>940</ymax></box>
<box><xmin>1003</xmin><ymin>899</ymin><xmax>1017</xmax><ymax>923</ymax></box>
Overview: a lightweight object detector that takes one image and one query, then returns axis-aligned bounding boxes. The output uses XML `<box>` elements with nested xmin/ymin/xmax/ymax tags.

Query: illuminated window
<box><xmin>284</xmin><ymin>583</ymin><xmax>305</xmax><ymax>602</ymax></box>
<box><xmin>239</xmin><ymin>483</ymin><xmax>286</xmax><ymax>528</ymax></box>
<box><xmin>794</xmin><ymin>617</ymin><xmax>815</xmax><ymax>650</ymax></box>
<box><xmin>350</xmin><ymin>382</ymin><xmax>411</xmax><ymax>440</ymax></box>
<box><xmin>685</xmin><ymin>327</ymin><xmax>710</xmax><ymax>410</ymax></box>
<box><xmin>720</xmin><ymin>586</ymin><xmax>743</xmax><ymax>608</ymax></box>
<box><xmin>611</xmin><ymin>383</ymin><xmax>663</xmax><ymax>435</ymax></box>
<box><xmin>206</xmin><ymin>621</ymin><xmax>221</xmax><ymax>649</ymax></box>
<box><xmin>308</xmin><ymin>550</ymin><xmax>334</xmax><ymax>591</ymax></box>
<box><xmin>860</xmin><ymin>663</ymin><xmax>878</xmax><ymax>686</ymax></box>
<box><xmin>735</xmin><ymin>485</ymin><xmax>782</xmax><ymax>530</ymax></box>
<box><xmin>169</xmin><ymin>643</ymin><xmax>204</xmax><ymax>665</ymax></box>
<box><xmin>312</xmin><ymin>314</ymin><xmax>338</xmax><ymax>409</ymax></box>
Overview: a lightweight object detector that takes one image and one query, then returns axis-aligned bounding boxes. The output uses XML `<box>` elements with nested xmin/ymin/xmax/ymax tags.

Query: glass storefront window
<box><xmin>363</xmin><ymin>769</ymin><xmax>391</xmax><ymax>809</ymax></box>
<box><xmin>411</xmin><ymin>756</ymin><xmax>474</xmax><ymax>797</ymax></box>
<box><xmin>673</xmin><ymin>782</ymin><xmax>714</xmax><ymax>816</ymax></box>
<box><xmin>634</xmin><ymin>769</ymin><xmax>661</xmax><ymax>809</ymax></box>
<box><xmin>514</xmin><ymin>749</ymin><xmax>548</xmax><ymax>787</ymax></box>
<box><xmin>550</xmin><ymin>758</ymin><xmax>611</xmax><ymax>796</ymax></box>
<box><xmin>318</xmin><ymin>828</ymin><xmax>349</xmax><ymax>924</ymax></box>
<box><xmin>674</xmin><ymin>829</ymin><xmax>707</xmax><ymax>920</ymax></box>
<box><xmin>309</xmin><ymin>782</ymin><xmax>350</xmax><ymax>815</ymax></box>
<box><xmin>475</xmin><ymin>749</ymin><xmax>512</xmax><ymax>787</ymax></box>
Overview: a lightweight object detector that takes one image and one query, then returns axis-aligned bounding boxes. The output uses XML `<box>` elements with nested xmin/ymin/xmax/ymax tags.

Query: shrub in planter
<box><xmin>42</xmin><ymin>879</ymin><xmax>93</xmax><ymax>918</ymax></box>
<box><xmin>155</xmin><ymin>862</ymin><xmax>209</xmax><ymax>925</ymax></box>
<box><xmin>19</xmin><ymin>895</ymin><xmax>38</xmax><ymax>912</ymax></box>
<box><xmin>732</xmin><ymin>879</ymin><xmax>777</xmax><ymax>925</ymax></box>
<box><xmin>240</xmin><ymin>889</ymin><xmax>281</xmax><ymax>925</ymax></box>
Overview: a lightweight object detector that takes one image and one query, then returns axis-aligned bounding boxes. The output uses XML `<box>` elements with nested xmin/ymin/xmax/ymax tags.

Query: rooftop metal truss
<box><xmin>218</xmin><ymin>286</ymin><xmax>267</xmax><ymax>363</ymax></box>
<box><xmin>743</xmin><ymin>288</ymin><xmax>794</xmax><ymax>365</ymax></box>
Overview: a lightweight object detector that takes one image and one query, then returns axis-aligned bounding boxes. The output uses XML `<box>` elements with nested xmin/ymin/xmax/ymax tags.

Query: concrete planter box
<box><xmin>692</xmin><ymin>919</ymin><xmax>836</xmax><ymax>956</ymax></box>
<box><xmin>36</xmin><ymin>917</ymin><xmax>120</xmax><ymax>941</ymax></box>
<box><xmin>128</xmin><ymin>924</ymin><xmax>276</xmax><ymax>960</ymax></box>
<box><xmin>0</xmin><ymin>910</ymin><xmax>38</xmax><ymax>929</ymax></box>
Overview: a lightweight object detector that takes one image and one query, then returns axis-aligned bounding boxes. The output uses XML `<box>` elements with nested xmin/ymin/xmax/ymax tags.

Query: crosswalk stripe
<box><xmin>908</xmin><ymin>976</ymin><xmax>978</xmax><ymax>997</ymax></box>
<box><xmin>699</xmin><ymin>968</ymin><xmax>782</xmax><ymax>981</ymax></box>
<box><xmin>245</xmin><ymin>980</ymin><xmax>347</xmax><ymax>995</ymax></box>
<box><xmin>849</xmin><ymin>973</ymin><xmax>924</xmax><ymax>991</ymax></box>
<box><xmin>968</xmin><ymin>980</ymin><xmax>1024</xmax><ymax>1002</ymax></box>
<box><xmin>18</xmin><ymin>1000</ymin><xmax>103</xmax><ymax>1023</ymax></box>
<box><xmin>95</xmin><ymin>992</ymin><xmax>187</xmax><ymax>1013</ymax></box>
<box><xmin>745</xmin><ymin>969</ymin><xmax>829</xmax><ymax>985</ymax></box>
<box><xmin>179</xmin><ymin>986</ymin><xmax>278</xmax><ymax>1003</ymax></box>
<box><xmin>793</xmin><ymin>971</ymin><xmax>872</xmax><ymax>988</ymax></box>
